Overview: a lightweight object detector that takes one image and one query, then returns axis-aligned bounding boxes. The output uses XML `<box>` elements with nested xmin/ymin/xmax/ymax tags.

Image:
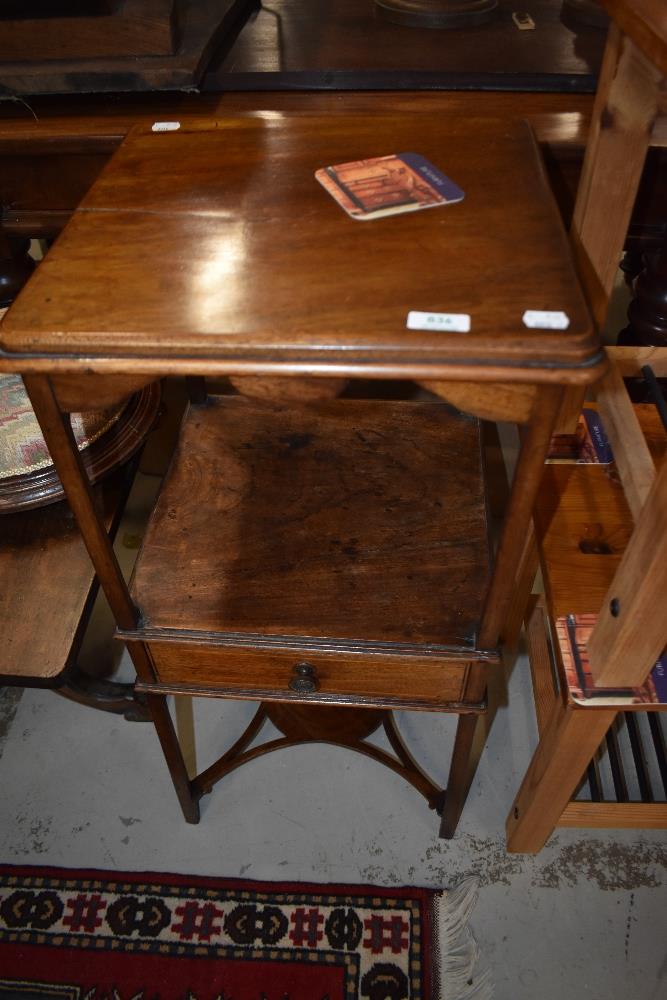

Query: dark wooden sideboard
<box><xmin>0</xmin><ymin>0</ymin><xmax>606</xmax><ymax>95</ymax></box>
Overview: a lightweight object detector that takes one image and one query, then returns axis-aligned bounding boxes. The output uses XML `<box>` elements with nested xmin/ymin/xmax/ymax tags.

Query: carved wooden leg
<box><xmin>22</xmin><ymin>374</ymin><xmax>201</xmax><ymax>824</ymax></box>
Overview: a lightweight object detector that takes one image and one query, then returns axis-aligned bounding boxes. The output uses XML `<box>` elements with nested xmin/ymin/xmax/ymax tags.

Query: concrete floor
<box><xmin>1</xmin><ymin>376</ymin><xmax>666</xmax><ymax>998</ymax></box>
<box><xmin>1</xmin><ymin>559</ymin><xmax>665</xmax><ymax>999</ymax></box>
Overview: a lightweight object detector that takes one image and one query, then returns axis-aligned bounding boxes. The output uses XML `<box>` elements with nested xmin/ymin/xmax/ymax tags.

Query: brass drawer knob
<box><xmin>288</xmin><ymin>661</ymin><xmax>319</xmax><ymax>694</ymax></box>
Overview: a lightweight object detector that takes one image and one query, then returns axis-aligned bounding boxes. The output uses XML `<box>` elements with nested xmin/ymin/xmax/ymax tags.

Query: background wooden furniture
<box><xmin>0</xmin><ymin>112</ymin><xmax>601</xmax><ymax>832</ymax></box>
<box><xmin>0</xmin><ymin>0</ymin><xmax>608</xmax><ymax>95</ymax></box>
<box><xmin>506</xmin><ymin>0</ymin><xmax>667</xmax><ymax>852</ymax></box>
<box><xmin>0</xmin><ymin>277</ymin><xmax>159</xmax><ymax>714</ymax></box>
<box><xmin>0</xmin><ymin>1</ymin><xmax>180</xmax><ymax>62</ymax></box>
<box><xmin>206</xmin><ymin>0</ymin><xmax>606</xmax><ymax>93</ymax></box>
<box><xmin>0</xmin><ymin>0</ymin><xmax>257</xmax><ymax>95</ymax></box>
<box><xmin>0</xmin><ymin>462</ymin><xmax>149</xmax><ymax>718</ymax></box>
<box><xmin>507</xmin><ymin>396</ymin><xmax>667</xmax><ymax>853</ymax></box>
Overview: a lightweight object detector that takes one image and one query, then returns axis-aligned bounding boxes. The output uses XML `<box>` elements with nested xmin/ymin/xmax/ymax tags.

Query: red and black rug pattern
<box><xmin>0</xmin><ymin>866</ymin><xmax>436</xmax><ymax>1000</ymax></box>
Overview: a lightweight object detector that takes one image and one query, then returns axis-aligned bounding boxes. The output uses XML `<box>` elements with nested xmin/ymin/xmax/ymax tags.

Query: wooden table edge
<box><xmin>0</xmin><ymin>348</ymin><xmax>609</xmax><ymax>385</ymax></box>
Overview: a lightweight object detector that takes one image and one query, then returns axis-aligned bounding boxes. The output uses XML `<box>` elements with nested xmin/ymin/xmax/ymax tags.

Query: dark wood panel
<box><xmin>131</xmin><ymin>396</ymin><xmax>491</xmax><ymax>650</ymax></box>
<box><xmin>207</xmin><ymin>0</ymin><xmax>605</xmax><ymax>92</ymax></box>
<box><xmin>0</xmin><ymin>0</ymin><xmax>257</xmax><ymax>96</ymax></box>
<box><xmin>0</xmin><ymin>1</ymin><xmax>178</xmax><ymax>62</ymax></box>
<box><xmin>0</xmin><ymin>152</ymin><xmax>115</xmax><ymax>222</ymax></box>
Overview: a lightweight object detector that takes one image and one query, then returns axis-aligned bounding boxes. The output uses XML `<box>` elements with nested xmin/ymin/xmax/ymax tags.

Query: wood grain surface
<box><xmin>506</xmin><ymin>700</ymin><xmax>617</xmax><ymax>852</ymax></box>
<box><xmin>601</xmin><ymin>0</ymin><xmax>667</xmax><ymax>76</ymax></box>
<box><xmin>0</xmin><ymin>472</ymin><xmax>124</xmax><ymax>683</ymax></box>
<box><xmin>558</xmin><ymin>801</ymin><xmax>667</xmax><ymax>827</ymax></box>
<box><xmin>536</xmin><ymin>404</ymin><xmax>667</xmax><ymax>620</ymax></box>
<box><xmin>1</xmin><ymin>114</ymin><xmax>598</xmax><ymax>381</ymax></box>
<box><xmin>147</xmin><ymin>642</ymin><xmax>471</xmax><ymax>709</ymax></box>
<box><xmin>570</xmin><ymin>24</ymin><xmax>663</xmax><ymax>324</ymax></box>
<box><xmin>595</xmin><ymin>361</ymin><xmax>657</xmax><ymax>519</ymax></box>
<box><xmin>131</xmin><ymin>396</ymin><xmax>492</xmax><ymax>651</ymax></box>
<box><xmin>0</xmin><ymin>0</ymin><xmax>257</xmax><ymax>96</ymax></box>
<box><xmin>587</xmin><ymin>458</ymin><xmax>667</xmax><ymax>687</ymax></box>
<box><xmin>537</xmin><ymin>463</ymin><xmax>631</xmax><ymax>617</ymax></box>
<box><xmin>0</xmin><ymin>0</ymin><xmax>178</xmax><ymax>62</ymax></box>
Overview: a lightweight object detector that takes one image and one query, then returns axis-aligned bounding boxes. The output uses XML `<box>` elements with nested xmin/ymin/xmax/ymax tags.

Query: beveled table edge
<box><xmin>0</xmin><ymin>347</ymin><xmax>608</xmax><ymax>385</ymax></box>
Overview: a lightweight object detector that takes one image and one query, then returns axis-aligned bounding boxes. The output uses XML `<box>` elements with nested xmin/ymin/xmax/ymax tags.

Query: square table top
<box><xmin>1</xmin><ymin>113</ymin><xmax>602</xmax><ymax>383</ymax></box>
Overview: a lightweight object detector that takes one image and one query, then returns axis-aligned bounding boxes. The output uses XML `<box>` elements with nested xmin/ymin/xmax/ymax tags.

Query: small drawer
<box><xmin>148</xmin><ymin>642</ymin><xmax>472</xmax><ymax>710</ymax></box>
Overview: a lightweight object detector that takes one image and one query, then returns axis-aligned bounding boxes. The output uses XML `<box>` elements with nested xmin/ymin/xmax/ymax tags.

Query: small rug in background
<box><xmin>0</xmin><ymin>866</ymin><xmax>491</xmax><ymax>1000</ymax></box>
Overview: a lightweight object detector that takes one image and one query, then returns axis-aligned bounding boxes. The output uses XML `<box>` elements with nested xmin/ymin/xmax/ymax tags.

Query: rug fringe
<box><xmin>432</xmin><ymin>876</ymin><xmax>493</xmax><ymax>1000</ymax></box>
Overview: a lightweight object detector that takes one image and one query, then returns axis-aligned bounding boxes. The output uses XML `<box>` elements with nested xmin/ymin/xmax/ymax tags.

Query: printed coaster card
<box><xmin>316</xmin><ymin>153</ymin><xmax>465</xmax><ymax>220</ymax></box>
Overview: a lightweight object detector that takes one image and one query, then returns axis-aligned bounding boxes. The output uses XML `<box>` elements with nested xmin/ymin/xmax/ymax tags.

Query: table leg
<box><xmin>440</xmin><ymin>386</ymin><xmax>564</xmax><ymax>838</ymax></box>
<box><xmin>502</xmin><ymin>384</ymin><xmax>586</xmax><ymax>654</ymax></box>
<box><xmin>22</xmin><ymin>373</ymin><xmax>201</xmax><ymax>824</ymax></box>
<box><xmin>479</xmin><ymin>385</ymin><xmax>564</xmax><ymax>651</ymax></box>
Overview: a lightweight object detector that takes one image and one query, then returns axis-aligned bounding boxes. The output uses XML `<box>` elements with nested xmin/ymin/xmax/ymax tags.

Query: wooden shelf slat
<box><xmin>559</xmin><ymin>801</ymin><xmax>667</xmax><ymax>828</ymax></box>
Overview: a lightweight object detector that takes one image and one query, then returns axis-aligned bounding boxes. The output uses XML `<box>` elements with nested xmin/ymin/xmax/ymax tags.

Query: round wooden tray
<box><xmin>374</xmin><ymin>0</ymin><xmax>498</xmax><ymax>29</ymax></box>
<box><xmin>0</xmin><ymin>381</ymin><xmax>161</xmax><ymax>513</ymax></box>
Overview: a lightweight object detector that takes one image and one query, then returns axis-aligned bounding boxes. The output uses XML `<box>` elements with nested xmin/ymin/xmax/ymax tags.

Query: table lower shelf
<box><xmin>127</xmin><ymin>394</ymin><xmax>497</xmax><ymax>709</ymax></box>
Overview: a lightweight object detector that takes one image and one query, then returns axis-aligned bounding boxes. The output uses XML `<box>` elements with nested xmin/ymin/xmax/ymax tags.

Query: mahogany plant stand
<box><xmin>0</xmin><ymin>112</ymin><xmax>603</xmax><ymax>834</ymax></box>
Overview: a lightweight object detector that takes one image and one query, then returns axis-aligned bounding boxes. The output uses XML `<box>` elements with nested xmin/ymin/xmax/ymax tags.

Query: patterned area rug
<box><xmin>0</xmin><ymin>866</ymin><xmax>491</xmax><ymax>1000</ymax></box>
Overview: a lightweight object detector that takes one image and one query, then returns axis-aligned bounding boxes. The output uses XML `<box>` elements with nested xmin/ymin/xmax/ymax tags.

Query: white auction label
<box><xmin>522</xmin><ymin>310</ymin><xmax>570</xmax><ymax>330</ymax></box>
<box><xmin>406</xmin><ymin>311</ymin><xmax>471</xmax><ymax>333</ymax></box>
<box><xmin>151</xmin><ymin>121</ymin><xmax>181</xmax><ymax>132</ymax></box>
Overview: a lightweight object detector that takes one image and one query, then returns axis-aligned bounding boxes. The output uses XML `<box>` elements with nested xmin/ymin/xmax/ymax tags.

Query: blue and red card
<box><xmin>316</xmin><ymin>153</ymin><xmax>465</xmax><ymax>220</ymax></box>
